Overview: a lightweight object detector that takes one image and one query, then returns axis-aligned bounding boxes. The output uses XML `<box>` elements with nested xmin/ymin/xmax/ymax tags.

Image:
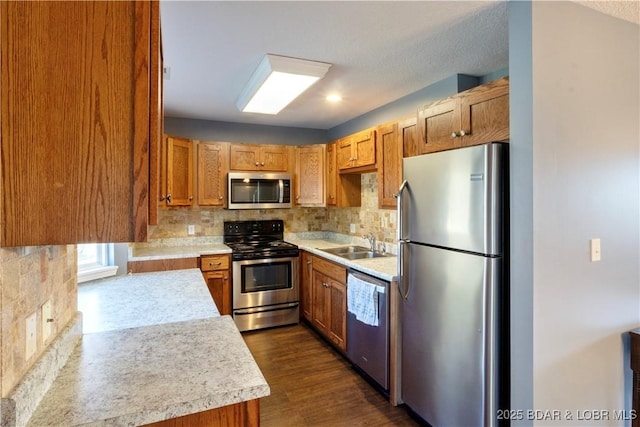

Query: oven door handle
<box><xmin>234</xmin><ymin>302</ymin><xmax>299</xmax><ymax>316</ymax></box>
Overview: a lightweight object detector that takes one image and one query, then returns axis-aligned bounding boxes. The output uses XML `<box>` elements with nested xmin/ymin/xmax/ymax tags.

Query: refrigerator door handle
<box><xmin>397</xmin><ymin>180</ymin><xmax>410</xmax><ymax>299</ymax></box>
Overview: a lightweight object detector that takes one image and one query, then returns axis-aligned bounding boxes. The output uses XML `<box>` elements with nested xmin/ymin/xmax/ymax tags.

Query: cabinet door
<box><xmin>229</xmin><ymin>144</ymin><xmax>260</xmax><ymax>170</ymax></box>
<box><xmin>328</xmin><ymin>278</ymin><xmax>347</xmax><ymax>351</ymax></box>
<box><xmin>458</xmin><ymin>77</ymin><xmax>510</xmax><ymax>147</ymax></box>
<box><xmin>300</xmin><ymin>252</ymin><xmax>313</xmax><ymax>321</ymax></box>
<box><xmin>203</xmin><ymin>270</ymin><xmax>231</xmax><ymax>315</ymax></box>
<box><xmin>399</xmin><ymin>115</ymin><xmax>419</xmax><ymax>158</ymax></box>
<box><xmin>352</xmin><ymin>129</ymin><xmax>376</xmax><ymax>168</ymax></box>
<box><xmin>325</xmin><ymin>143</ymin><xmax>337</xmax><ymax>206</ymax></box>
<box><xmin>295</xmin><ymin>145</ymin><xmax>325</xmax><ymax>206</ymax></box>
<box><xmin>377</xmin><ymin>122</ymin><xmax>402</xmax><ymax>209</ymax></box>
<box><xmin>337</xmin><ymin>137</ymin><xmax>354</xmax><ymax>170</ymax></box>
<box><xmin>0</xmin><ymin>1</ymin><xmax>155</xmax><ymax>245</ymax></box>
<box><xmin>198</xmin><ymin>142</ymin><xmax>228</xmax><ymax>206</ymax></box>
<box><xmin>418</xmin><ymin>97</ymin><xmax>460</xmax><ymax>154</ymax></box>
<box><xmin>311</xmin><ymin>270</ymin><xmax>329</xmax><ymax>333</ymax></box>
<box><xmin>260</xmin><ymin>145</ymin><xmax>289</xmax><ymax>171</ymax></box>
<box><xmin>166</xmin><ymin>136</ymin><xmax>194</xmax><ymax>206</ymax></box>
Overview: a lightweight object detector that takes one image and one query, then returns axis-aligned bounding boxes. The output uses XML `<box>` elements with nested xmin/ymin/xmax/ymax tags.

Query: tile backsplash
<box><xmin>145</xmin><ymin>173</ymin><xmax>397</xmax><ymax>247</ymax></box>
<box><xmin>0</xmin><ymin>245</ymin><xmax>77</xmax><ymax>396</ymax></box>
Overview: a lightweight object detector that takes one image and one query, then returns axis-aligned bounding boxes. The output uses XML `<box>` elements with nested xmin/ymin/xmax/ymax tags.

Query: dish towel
<box><xmin>347</xmin><ymin>273</ymin><xmax>384</xmax><ymax>327</ymax></box>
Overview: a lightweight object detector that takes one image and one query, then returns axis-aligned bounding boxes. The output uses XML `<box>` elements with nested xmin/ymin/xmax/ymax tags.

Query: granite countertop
<box><xmin>288</xmin><ymin>238</ymin><xmax>398</xmax><ymax>281</ymax></box>
<box><xmin>129</xmin><ymin>237</ymin><xmax>397</xmax><ymax>282</ymax></box>
<box><xmin>26</xmin><ymin>317</ymin><xmax>269</xmax><ymax>427</ymax></box>
<box><xmin>130</xmin><ymin>243</ymin><xmax>231</xmax><ymax>261</ymax></box>
<box><xmin>25</xmin><ymin>269</ymin><xmax>269</xmax><ymax>427</ymax></box>
<box><xmin>78</xmin><ymin>268</ymin><xmax>220</xmax><ymax>333</ymax></box>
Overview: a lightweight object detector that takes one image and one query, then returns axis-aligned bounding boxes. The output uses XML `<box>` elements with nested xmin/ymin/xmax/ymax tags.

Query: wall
<box><xmin>0</xmin><ymin>246</ymin><xmax>78</xmax><ymax>396</ymax></box>
<box><xmin>510</xmin><ymin>2</ymin><xmax>640</xmax><ymax>425</ymax></box>
<box><xmin>164</xmin><ymin>118</ymin><xmax>328</xmax><ymax>145</ymax></box>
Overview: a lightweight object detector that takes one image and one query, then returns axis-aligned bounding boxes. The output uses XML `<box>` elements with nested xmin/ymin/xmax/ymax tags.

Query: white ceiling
<box><xmin>160</xmin><ymin>1</ymin><xmax>639</xmax><ymax>131</ymax></box>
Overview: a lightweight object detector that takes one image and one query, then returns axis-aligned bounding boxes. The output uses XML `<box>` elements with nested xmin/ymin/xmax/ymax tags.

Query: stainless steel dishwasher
<box><xmin>346</xmin><ymin>269</ymin><xmax>389</xmax><ymax>392</ymax></box>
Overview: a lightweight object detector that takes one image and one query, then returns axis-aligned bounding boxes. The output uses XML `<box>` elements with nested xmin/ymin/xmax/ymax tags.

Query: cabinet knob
<box><xmin>166</xmin><ymin>193</ymin><xmax>172</xmax><ymax>203</ymax></box>
<box><xmin>188</xmin><ymin>196</ymin><xmax>193</xmax><ymax>201</ymax></box>
<box><xmin>459</xmin><ymin>129</ymin><xmax>467</xmax><ymax>136</ymax></box>
<box><xmin>261</xmin><ymin>162</ymin><xmax>265</xmax><ymax>166</ymax></box>
<box><xmin>307</xmin><ymin>260</ymin><xmax>312</xmax><ymax>264</ymax></box>
<box><xmin>255</xmin><ymin>161</ymin><xmax>259</xmax><ymax>166</ymax></box>
<box><xmin>218</xmin><ymin>196</ymin><xmax>223</xmax><ymax>200</ymax></box>
<box><xmin>451</xmin><ymin>132</ymin><xmax>458</xmax><ymax>138</ymax></box>
<box><xmin>223</xmin><ymin>276</ymin><xmax>228</xmax><ymax>280</ymax></box>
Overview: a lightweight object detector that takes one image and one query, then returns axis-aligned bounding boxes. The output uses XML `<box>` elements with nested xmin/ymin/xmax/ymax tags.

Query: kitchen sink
<box><xmin>318</xmin><ymin>246</ymin><xmax>389</xmax><ymax>259</ymax></box>
<box><xmin>320</xmin><ymin>245</ymin><xmax>370</xmax><ymax>255</ymax></box>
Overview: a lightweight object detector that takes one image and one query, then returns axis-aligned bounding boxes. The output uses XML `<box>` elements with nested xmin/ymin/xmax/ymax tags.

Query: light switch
<box><xmin>590</xmin><ymin>238</ymin><xmax>601</xmax><ymax>262</ymax></box>
<box><xmin>188</xmin><ymin>225</ymin><xmax>195</xmax><ymax>235</ymax></box>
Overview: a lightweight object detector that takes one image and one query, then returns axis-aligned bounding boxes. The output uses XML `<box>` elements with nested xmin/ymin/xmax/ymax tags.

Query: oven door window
<box><xmin>241</xmin><ymin>261</ymin><xmax>291</xmax><ymax>293</ymax></box>
<box><xmin>230</xmin><ymin>178</ymin><xmax>280</xmax><ymax>204</ymax></box>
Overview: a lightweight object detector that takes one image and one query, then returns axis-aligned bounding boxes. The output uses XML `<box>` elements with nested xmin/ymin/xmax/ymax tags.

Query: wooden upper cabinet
<box><xmin>458</xmin><ymin>77</ymin><xmax>510</xmax><ymax>147</ymax></box>
<box><xmin>337</xmin><ymin>129</ymin><xmax>376</xmax><ymax>171</ymax></box>
<box><xmin>295</xmin><ymin>145</ymin><xmax>325</xmax><ymax>206</ymax></box>
<box><xmin>417</xmin><ymin>77</ymin><xmax>510</xmax><ymax>154</ymax></box>
<box><xmin>166</xmin><ymin>136</ymin><xmax>194</xmax><ymax>206</ymax></box>
<box><xmin>376</xmin><ymin>122</ymin><xmax>402</xmax><ymax>209</ymax></box>
<box><xmin>148</xmin><ymin>2</ymin><xmax>163</xmax><ymax>226</ymax></box>
<box><xmin>325</xmin><ymin>143</ymin><xmax>337</xmax><ymax>206</ymax></box>
<box><xmin>229</xmin><ymin>144</ymin><xmax>290</xmax><ymax>171</ymax></box>
<box><xmin>198</xmin><ymin>142</ymin><xmax>228</xmax><ymax>207</ymax></box>
<box><xmin>399</xmin><ymin>116</ymin><xmax>419</xmax><ymax>158</ymax></box>
<box><xmin>418</xmin><ymin>97</ymin><xmax>460</xmax><ymax>154</ymax></box>
<box><xmin>0</xmin><ymin>1</ymin><xmax>159</xmax><ymax>245</ymax></box>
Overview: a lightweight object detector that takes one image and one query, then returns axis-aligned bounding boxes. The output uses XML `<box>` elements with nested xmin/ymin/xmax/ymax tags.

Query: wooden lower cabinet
<box><xmin>302</xmin><ymin>252</ymin><xmax>347</xmax><ymax>352</ymax></box>
<box><xmin>142</xmin><ymin>399</ymin><xmax>259</xmax><ymax>427</ymax></box>
<box><xmin>127</xmin><ymin>258</ymin><xmax>198</xmax><ymax>274</ymax></box>
<box><xmin>200</xmin><ymin>254</ymin><xmax>232</xmax><ymax>315</ymax></box>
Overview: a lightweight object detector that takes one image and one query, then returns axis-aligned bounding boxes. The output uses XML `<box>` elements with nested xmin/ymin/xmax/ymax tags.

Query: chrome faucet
<box><xmin>363</xmin><ymin>233</ymin><xmax>376</xmax><ymax>252</ymax></box>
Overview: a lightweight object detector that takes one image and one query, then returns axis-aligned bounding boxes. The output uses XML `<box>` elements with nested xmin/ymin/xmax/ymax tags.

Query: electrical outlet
<box><xmin>26</xmin><ymin>312</ymin><xmax>37</xmax><ymax>360</ymax></box>
<box><xmin>188</xmin><ymin>225</ymin><xmax>195</xmax><ymax>235</ymax></box>
<box><xmin>42</xmin><ymin>300</ymin><xmax>52</xmax><ymax>343</ymax></box>
<box><xmin>350</xmin><ymin>223</ymin><xmax>356</xmax><ymax>234</ymax></box>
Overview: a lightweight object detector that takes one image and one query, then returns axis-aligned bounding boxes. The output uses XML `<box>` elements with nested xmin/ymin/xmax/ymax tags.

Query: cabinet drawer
<box><xmin>312</xmin><ymin>256</ymin><xmax>346</xmax><ymax>282</ymax></box>
<box><xmin>200</xmin><ymin>255</ymin><xmax>230</xmax><ymax>271</ymax></box>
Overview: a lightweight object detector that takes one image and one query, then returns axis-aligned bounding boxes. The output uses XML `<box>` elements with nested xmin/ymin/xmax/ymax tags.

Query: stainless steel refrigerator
<box><xmin>397</xmin><ymin>142</ymin><xmax>509</xmax><ymax>427</ymax></box>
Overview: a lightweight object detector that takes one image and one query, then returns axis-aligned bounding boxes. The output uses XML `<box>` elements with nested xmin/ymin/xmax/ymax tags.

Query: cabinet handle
<box><xmin>209</xmin><ymin>262</ymin><xmax>222</xmax><ymax>266</ymax></box>
<box><xmin>166</xmin><ymin>193</ymin><xmax>172</xmax><ymax>203</ymax></box>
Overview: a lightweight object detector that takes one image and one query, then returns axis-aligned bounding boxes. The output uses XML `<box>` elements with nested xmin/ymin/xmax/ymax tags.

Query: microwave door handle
<box><xmin>278</xmin><ymin>180</ymin><xmax>284</xmax><ymax>203</ymax></box>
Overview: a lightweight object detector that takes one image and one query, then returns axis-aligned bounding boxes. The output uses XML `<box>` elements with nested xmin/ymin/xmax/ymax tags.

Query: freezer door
<box><xmin>401</xmin><ymin>243</ymin><xmax>502</xmax><ymax>427</ymax></box>
<box><xmin>402</xmin><ymin>142</ymin><xmax>506</xmax><ymax>256</ymax></box>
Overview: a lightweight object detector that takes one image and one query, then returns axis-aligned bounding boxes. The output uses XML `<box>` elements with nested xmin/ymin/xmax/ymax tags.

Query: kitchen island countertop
<box><xmin>25</xmin><ymin>270</ymin><xmax>269</xmax><ymax>427</ymax></box>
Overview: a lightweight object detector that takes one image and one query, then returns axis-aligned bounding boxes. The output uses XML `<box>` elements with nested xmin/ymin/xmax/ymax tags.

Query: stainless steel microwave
<box><xmin>227</xmin><ymin>172</ymin><xmax>292</xmax><ymax>209</ymax></box>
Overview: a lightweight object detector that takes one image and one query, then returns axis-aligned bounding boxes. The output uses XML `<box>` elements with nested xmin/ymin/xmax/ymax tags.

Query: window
<box><xmin>77</xmin><ymin>243</ymin><xmax>118</xmax><ymax>283</ymax></box>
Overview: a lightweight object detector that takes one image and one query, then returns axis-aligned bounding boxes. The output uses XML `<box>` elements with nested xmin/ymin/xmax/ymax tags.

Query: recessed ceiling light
<box><xmin>326</xmin><ymin>94</ymin><xmax>342</xmax><ymax>103</ymax></box>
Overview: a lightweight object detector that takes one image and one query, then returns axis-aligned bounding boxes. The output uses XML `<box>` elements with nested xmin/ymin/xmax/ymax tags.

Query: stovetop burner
<box><xmin>224</xmin><ymin>220</ymin><xmax>298</xmax><ymax>260</ymax></box>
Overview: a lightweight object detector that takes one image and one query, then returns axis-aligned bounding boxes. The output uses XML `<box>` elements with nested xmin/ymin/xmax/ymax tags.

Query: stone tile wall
<box><xmin>0</xmin><ymin>245</ymin><xmax>77</xmax><ymax>396</ymax></box>
<box><xmin>144</xmin><ymin>173</ymin><xmax>397</xmax><ymax>249</ymax></box>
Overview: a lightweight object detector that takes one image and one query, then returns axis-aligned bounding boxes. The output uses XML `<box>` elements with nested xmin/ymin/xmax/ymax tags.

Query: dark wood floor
<box><xmin>242</xmin><ymin>322</ymin><xmax>422</xmax><ymax>427</ymax></box>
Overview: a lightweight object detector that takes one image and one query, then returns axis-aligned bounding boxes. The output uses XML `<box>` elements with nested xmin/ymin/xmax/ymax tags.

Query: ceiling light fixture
<box><xmin>236</xmin><ymin>54</ymin><xmax>332</xmax><ymax>115</ymax></box>
<box><xmin>326</xmin><ymin>94</ymin><xmax>342</xmax><ymax>103</ymax></box>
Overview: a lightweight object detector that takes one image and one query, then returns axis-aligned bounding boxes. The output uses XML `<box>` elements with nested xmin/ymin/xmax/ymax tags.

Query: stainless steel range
<box><xmin>224</xmin><ymin>220</ymin><xmax>299</xmax><ymax>332</ymax></box>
